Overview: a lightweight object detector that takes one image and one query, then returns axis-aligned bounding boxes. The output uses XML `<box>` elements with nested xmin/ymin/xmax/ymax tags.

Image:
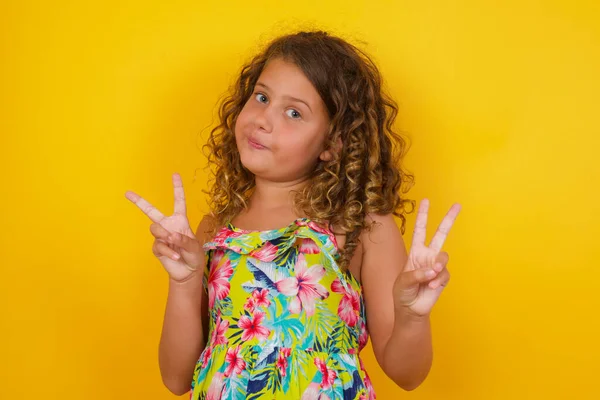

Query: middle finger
<box><xmin>429</xmin><ymin>203</ymin><xmax>461</xmax><ymax>252</ymax></box>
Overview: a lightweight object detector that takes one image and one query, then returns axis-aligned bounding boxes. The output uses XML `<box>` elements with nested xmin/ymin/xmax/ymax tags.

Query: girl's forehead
<box><xmin>258</xmin><ymin>58</ymin><xmax>321</xmax><ymax>102</ymax></box>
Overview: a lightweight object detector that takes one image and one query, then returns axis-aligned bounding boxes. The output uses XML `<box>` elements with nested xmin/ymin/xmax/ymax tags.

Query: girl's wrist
<box><xmin>169</xmin><ymin>270</ymin><xmax>203</xmax><ymax>289</ymax></box>
<box><xmin>394</xmin><ymin>306</ymin><xmax>431</xmax><ymax>327</ymax></box>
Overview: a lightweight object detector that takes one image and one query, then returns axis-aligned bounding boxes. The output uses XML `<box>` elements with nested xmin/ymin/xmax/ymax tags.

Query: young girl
<box><xmin>126</xmin><ymin>30</ymin><xmax>461</xmax><ymax>399</ymax></box>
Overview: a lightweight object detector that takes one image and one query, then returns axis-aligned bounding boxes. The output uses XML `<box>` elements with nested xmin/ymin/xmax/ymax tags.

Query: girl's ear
<box><xmin>319</xmin><ymin>137</ymin><xmax>343</xmax><ymax>161</ymax></box>
<box><xmin>319</xmin><ymin>150</ymin><xmax>333</xmax><ymax>161</ymax></box>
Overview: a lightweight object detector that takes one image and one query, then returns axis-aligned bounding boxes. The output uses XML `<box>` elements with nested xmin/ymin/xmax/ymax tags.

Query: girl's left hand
<box><xmin>393</xmin><ymin>199</ymin><xmax>461</xmax><ymax>318</ymax></box>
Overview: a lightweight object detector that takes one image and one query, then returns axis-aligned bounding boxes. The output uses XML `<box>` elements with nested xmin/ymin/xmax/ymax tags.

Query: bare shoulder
<box><xmin>333</xmin><ymin>213</ymin><xmax>403</xmax><ymax>283</ymax></box>
<box><xmin>361</xmin><ymin>212</ymin><xmax>404</xmax><ymax>251</ymax></box>
<box><xmin>194</xmin><ymin>214</ymin><xmax>218</xmax><ymax>245</ymax></box>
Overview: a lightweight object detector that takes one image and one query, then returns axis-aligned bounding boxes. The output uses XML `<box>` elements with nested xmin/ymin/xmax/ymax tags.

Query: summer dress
<box><xmin>190</xmin><ymin>218</ymin><xmax>375</xmax><ymax>399</ymax></box>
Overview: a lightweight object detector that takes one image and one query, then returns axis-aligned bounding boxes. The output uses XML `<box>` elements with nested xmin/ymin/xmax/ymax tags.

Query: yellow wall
<box><xmin>2</xmin><ymin>1</ymin><xmax>599</xmax><ymax>399</ymax></box>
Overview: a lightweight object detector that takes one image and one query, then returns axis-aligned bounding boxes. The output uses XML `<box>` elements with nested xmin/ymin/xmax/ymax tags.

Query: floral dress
<box><xmin>190</xmin><ymin>218</ymin><xmax>376</xmax><ymax>399</ymax></box>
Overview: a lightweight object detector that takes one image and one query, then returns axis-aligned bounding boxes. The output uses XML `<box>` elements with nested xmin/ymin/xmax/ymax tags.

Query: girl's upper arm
<box><xmin>361</xmin><ymin>213</ymin><xmax>409</xmax><ymax>367</ymax></box>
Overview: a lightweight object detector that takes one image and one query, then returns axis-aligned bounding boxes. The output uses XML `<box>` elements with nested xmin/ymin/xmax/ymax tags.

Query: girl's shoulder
<box><xmin>194</xmin><ymin>214</ymin><xmax>219</xmax><ymax>246</ymax></box>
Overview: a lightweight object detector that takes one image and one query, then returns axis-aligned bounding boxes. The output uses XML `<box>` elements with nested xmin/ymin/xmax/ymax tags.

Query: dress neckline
<box><xmin>218</xmin><ymin>217</ymin><xmax>364</xmax><ymax>293</ymax></box>
<box><xmin>226</xmin><ymin>217</ymin><xmax>311</xmax><ymax>234</ymax></box>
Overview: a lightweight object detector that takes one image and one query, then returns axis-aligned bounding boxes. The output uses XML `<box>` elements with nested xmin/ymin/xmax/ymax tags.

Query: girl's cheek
<box><xmin>236</xmin><ymin>110</ymin><xmax>252</xmax><ymax>130</ymax></box>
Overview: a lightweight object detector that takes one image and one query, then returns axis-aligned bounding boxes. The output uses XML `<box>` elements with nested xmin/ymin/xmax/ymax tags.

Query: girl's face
<box><xmin>234</xmin><ymin>57</ymin><xmax>332</xmax><ymax>182</ymax></box>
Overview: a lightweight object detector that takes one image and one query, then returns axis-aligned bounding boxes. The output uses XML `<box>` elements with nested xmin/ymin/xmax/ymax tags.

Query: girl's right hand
<box><xmin>125</xmin><ymin>173</ymin><xmax>204</xmax><ymax>283</ymax></box>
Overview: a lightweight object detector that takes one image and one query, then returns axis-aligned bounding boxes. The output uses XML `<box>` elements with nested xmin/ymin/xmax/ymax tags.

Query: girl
<box><xmin>126</xmin><ymin>30</ymin><xmax>461</xmax><ymax>399</ymax></box>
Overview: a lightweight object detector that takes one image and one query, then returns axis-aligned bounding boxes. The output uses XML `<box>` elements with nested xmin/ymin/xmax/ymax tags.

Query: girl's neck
<box><xmin>232</xmin><ymin>176</ymin><xmax>310</xmax><ymax>230</ymax></box>
<box><xmin>249</xmin><ymin>176</ymin><xmax>309</xmax><ymax>212</ymax></box>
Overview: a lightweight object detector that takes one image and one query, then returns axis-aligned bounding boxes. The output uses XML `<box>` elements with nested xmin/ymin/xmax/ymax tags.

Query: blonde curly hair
<box><xmin>203</xmin><ymin>30</ymin><xmax>415</xmax><ymax>270</ymax></box>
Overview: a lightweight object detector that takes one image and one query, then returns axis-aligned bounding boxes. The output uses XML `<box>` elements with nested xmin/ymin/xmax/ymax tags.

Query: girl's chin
<box><xmin>239</xmin><ymin>156</ymin><xmax>268</xmax><ymax>175</ymax></box>
<box><xmin>239</xmin><ymin>160</ymin><xmax>292</xmax><ymax>182</ymax></box>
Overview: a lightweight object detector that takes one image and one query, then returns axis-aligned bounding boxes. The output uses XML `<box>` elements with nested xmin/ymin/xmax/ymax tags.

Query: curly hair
<box><xmin>203</xmin><ymin>30</ymin><xmax>415</xmax><ymax>270</ymax></box>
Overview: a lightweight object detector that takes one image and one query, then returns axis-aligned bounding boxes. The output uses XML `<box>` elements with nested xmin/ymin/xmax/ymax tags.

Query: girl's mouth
<box><xmin>248</xmin><ymin>138</ymin><xmax>267</xmax><ymax>150</ymax></box>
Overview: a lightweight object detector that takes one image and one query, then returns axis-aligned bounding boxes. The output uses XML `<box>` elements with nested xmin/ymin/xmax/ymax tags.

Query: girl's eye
<box><xmin>255</xmin><ymin>93</ymin><xmax>268</xmax><ymax>103</ymax></box>
<box><xmin>286</xmin><ymin>109</ymin><xmax>302</xmax><ymax>119</ymax></box>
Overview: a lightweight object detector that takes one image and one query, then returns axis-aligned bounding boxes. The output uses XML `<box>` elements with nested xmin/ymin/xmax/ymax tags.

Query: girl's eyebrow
<box><xmin>255</xmin><ymin>82</ymin><xmax>312</xmax><ymax>112</ymax></box>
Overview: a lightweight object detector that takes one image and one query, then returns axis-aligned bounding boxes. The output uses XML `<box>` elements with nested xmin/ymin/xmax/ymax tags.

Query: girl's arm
<box><xmin>361</xmin><ymin>213</ymin><xmax>431</xmax><ymax>391</ymax></box>
<box><xmin>158</xmin><ymin>217</ymin><xmax>211</xmax><ymax>395</ymax></box>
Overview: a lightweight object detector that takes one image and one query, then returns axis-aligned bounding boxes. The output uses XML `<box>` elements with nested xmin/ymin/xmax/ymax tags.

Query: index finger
<box><xmin>172</xmin><ymin>173</ymin><xmax>187</xmax><ymax>215</ymax></box>
<box><xmin>429</xmin><ymin>203</ymin><xmax>461</xmax><ymax>252</ymax></box>
<box><xmin>411</xmin><ymin>198</ymin><xmax>430</xmax><ymax>248</ymax></box>
<box><xmin>125</xmin><ymin>191</ymin><xmax>165</xmax><ymax>223</ymax></box>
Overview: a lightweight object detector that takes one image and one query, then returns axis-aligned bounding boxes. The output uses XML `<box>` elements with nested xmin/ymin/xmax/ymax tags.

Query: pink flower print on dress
<box><xmin>207</xmin><ymin>258</ymin><xmax>233</xmax><ymax>309</ymax></box>
<box><xmin>200</xmin><ymin>345</ymin><xmax>213</xmax><ymax>368</ymax></box>
<box><xmin>243</xmin><ymin>288</ymin><xmax>271</xmax><ymax>313</ymax></box>
<box><xmin>238</xmin><ymin>310</ymin><xmax>270</xmax><ymax>342</ymax></box>
<box><xmin>210</xmin><ymin>314</ymin><xmax>229</xmax><ymax>346</ymax></box>
<box><xmin>301</xmin><ymin>383</ymin><xmax>331</xmax><ymax>400</ymax></box>
<box><xmin>252</xmin><ymin>288</ymin><xmax>271</xmax><ymax>307</ymax></box>
<box><xmin>208</xmin><ymin>249</ymin><xmax>225</xmax><ymax>270</ymax></box>
<box><xmin>275</xmin><ymin>253</ymin><xmax>329</xmax><ymax>316</ymax></box>
<box><xmin>244</xmin><ymin>296</ymin><xmax>256</xmax><ymax>312</ymax></box>
<box><xmin>314</xmin><ymin>357</ymin><xmax>337</xmax><ymax>389</ymax></box>
<box><xmin>358</xmin><ymin>320</ymin><xmax>369</xmax><ymax>350</ymax></box>
<box><xmin>331</xmin><ymin>277</ymin><xmax>361</xmax><ymax>327</ymax></box>
<box><xmin>298</xmin><ymin>238</ymin><xmax>321</xmax><ymax>254</ymax></box>
<box><xmin>224</xmin><ymin>345</ymin><xmax>246</xmax><ymax>377</ymax></box>
<box><xmin>276</xmin><ymin>347</ymin><xmax>292</xmax><ymax>376</ymax></box>
<box><xmin>206</xmin><ymin>372</ymin><xmax>225</xmax><ymax>400</ymax></box>
<box><xmin>213</xmin><ymin>227</ymin><xmax>244</xmax><ymax>243</ymax></box>
<box><xmin>249</xmin><ymin>241</ymin><xmax>279</xmax><ymax>262</ymax></box>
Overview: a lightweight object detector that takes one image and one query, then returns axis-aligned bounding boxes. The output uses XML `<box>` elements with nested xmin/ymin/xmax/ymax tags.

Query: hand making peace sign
<box><xmin>393</xmin><ymin>199</ymin><xmax>462</xmax><ymax>317</ymax></box>
<box><xmin>125</xmin><ymin>173</ymin><xmax>204</xmax><ymax>282</ymax></box>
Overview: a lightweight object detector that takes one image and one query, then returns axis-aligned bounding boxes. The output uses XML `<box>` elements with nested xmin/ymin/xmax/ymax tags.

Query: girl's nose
<box><xmin>254</xmin><ymin>105</ymin><xmax>274</xmax><ymax>133</ymax></box>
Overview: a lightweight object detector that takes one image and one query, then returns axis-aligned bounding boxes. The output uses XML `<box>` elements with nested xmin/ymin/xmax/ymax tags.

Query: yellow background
<box><xmin>2</xmin><ymin>1</ymin><xmax>599</xmax><ymax>399</ymax></box>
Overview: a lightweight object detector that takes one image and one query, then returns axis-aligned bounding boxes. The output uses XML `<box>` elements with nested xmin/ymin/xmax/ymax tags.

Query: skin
<box><xmin>125</xmin><ymin>57</ymin><xmax>461</xmax><ymax>394</ymax></box>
